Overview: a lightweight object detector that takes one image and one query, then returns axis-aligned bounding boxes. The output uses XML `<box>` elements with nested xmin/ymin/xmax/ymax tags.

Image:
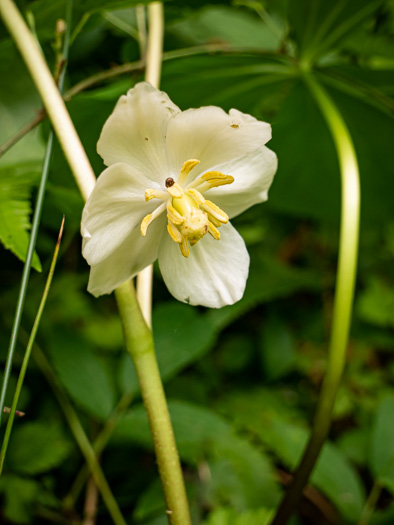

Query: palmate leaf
<box><xmin>0</xmin><ymin>165</ymin><xmax>41</xmax><ymax>271</ymax></box>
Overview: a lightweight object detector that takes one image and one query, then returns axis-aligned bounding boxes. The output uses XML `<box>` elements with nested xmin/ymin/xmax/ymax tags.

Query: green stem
<box><xmin>0</xmin><ymin>0</ymin><xmax>96</xmax><ymax>201</ymax></box>
<box><xmin>271</xmin><ymin>72</ymin><xmax>360</xmax><ymax>524</ymax></box>
<box><xmin>115</xmin><ymin>282</ymin><xmax>191</xmax><ymax>525</ymax></box>
<box><xmin>33</xmin><ymin>345</ymin><xmax>127</xmax><ymax>525</ymax></box>
<box><xmin>0</xmin><ymin>218</ymin><xmax>64</xmax><ymax>475</ymax></box>
<box><xmin>64</xmin><ymin>391</ymin><xmax>134</xmax><ymax>510</ymax></box>
<box><xmin>358</xmin><ymin>480</ymin><xmax>382</xmax><ymax>525</ymax></box>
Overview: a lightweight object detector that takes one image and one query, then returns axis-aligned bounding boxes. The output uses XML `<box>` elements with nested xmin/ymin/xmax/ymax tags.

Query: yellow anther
<box><xmin>186</xmin><ymin>188</ymin><xmax>205</xmax><ymax>205</ymax></box>
<box><xmin>197</xmin><ymin>171</ymin><xmax>234</xmax><ymax>189</ymax></box>
<box><xmin>167</xmin><ymin>221</ymin><xmax>183</xmax><ymax>243</ymax></box>
<box><xmin>208</xmin><ymin>221</ymin><xmax>221</xmax><ymax>240</ymax></box>
<box><xmin>167</xmin><ymin>183</ymin><xmax>183</xmax><ymax>198</ymax></box>
<box><xmin>201</xmin><ymin>200</ymin><xmax>229</xmax><ymax>224</ymax></box>
<box><xmin>179</xmin><ymin>237</ymin><xmax>190</xmax><ymax>258</ymax></box>
<box><xmin>145</xmin><ymin>188</ymin><xmax>168</xmax><ymax>201</ymax></box>
<box><xmin>207</xmin><ymin>214</ymin><xmax>222</xmax><ymax>228</ymax></box>
<box><xmin>167</xmin><ymin>204</ymin><xmax>184</xmax><ymax>225</ymax></box>
<box><xmin>181</xmin><ymin>159</ymin><xmax>200</xmax><ymax>175</ymax></box>
<box><xmin>141</xmin><ymin>213</ymin><xmax>153</xmax><ymax>237</ymax></box>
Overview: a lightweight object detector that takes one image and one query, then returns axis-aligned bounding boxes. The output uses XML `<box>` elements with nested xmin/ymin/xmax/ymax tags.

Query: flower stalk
<box><xmin>271</xmin><ymin>72</ymin><xmax>360</xmax><ymax>524</ymax></box>
<box><xmin>115</xmin><ymin>281</ymin><xmax>192</xmax><ymax>525</ymax></box>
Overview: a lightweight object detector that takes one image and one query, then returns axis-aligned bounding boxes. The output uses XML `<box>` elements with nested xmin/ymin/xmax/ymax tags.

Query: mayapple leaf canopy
<box><xmin>81</xmin><ymin>82</ymin><xmax>277</xmax><ymax>308</ymax></box>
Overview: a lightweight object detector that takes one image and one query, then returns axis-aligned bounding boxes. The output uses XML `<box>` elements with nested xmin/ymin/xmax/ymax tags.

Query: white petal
<box><xmin>87</xmin><ymin>214</ymin><xmax>166</xmax><ymax>297</ymax></box>
<box><xmin>166</xmin><ymin>106</ymin><xmax>272</xmax><ymax>182</ymax></box>
<box><xmin>203</xmin><ymin>145</ymin><xmax>278</xmax><ymax>219</ymax></box>
<box><xmin>158</xmin><ymin>222</ymin><xmax>250</xmax><ymax>308</ymax></box>
<box><xmin>82</xmin><ymin>162</ymin><xmax>163</xmax><ymax>265</ymax></box>
<box><xmin>97</xmin><ymin>82</ymin><xmax>180</xmax><ymax>183</ymax></box>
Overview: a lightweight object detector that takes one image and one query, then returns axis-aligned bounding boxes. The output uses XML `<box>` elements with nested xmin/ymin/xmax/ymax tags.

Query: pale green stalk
<box><xmin>136</xmin><ymin>1</ymin><xmax>164</xmax><ymax>326</ymax></box>
<box><xmin>0</xmin><ymin>218</ymin><xmax>64</xmax><ymax>475</ymax></box>
<box><xmin>0</xmin><ymin>0</ymin><xmax>96</xmax><ymax>202</ymax></box>
<box><xmin>115</xmin><ymin>281</ymin><xmax>192</xmax><ymax>525</ymax></box>
<box><xmin>271</xmin><ymin>72</ymin><xmax>360</xmax><ymax>524</ymax></box>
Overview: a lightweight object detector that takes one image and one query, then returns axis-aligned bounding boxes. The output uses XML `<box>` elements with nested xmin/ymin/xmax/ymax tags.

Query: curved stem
<box><xmin>115</xmin><ymin>281</ymin><xmax>191</xmax><ymax>525</ymax></box>
<box><xmin>271</xmin><ymin>73</ymin><xmax>360</xmax><ymax>524</ymax></box>
<box><xmin>0</xmin><ymin>0</ymin><xmax>96</xmax><ymax>201</ymax></box>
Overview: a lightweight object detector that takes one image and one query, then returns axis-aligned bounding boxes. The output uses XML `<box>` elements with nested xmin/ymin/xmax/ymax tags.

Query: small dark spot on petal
<box><xmin>144</xmin><ymin>137</ymin><xmax>149</xmax><ymax>141</ymax></box>
<box><xmin>165</xmin><ymin>177</ymin><xmax>175</xmax><ymax>187</ymax></box>
<box><xmin>231</xmin><ymin>124</ymin><xmax>239</xmax><ymax>129</ymax></box>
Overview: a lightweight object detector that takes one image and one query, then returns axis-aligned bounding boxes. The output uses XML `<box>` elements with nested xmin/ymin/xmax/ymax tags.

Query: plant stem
<box><xmin>115</xmin><ymin>281</ymin><xmax>191</xmax><ymax>525</ymax></box>
<box><xmin>271</xmin><ymin>72</ymin><xmax>360</xmax><ymax>524</ymax></box>
<box><xmin>358</xmin><ymin>480</ymin><xmax>382</xmax><ymax>525</ymax></box>
<box><xmin>0</xmin><ymin>218</ymin><xmax>64</xmax><ymax>475</ymax></box>
<box><xmin>33</xmin><ymin>345</ymin><xmax>127</xmax><ymax>525</ymax></box>
<box><xmin>136</xmin><ymin>1</ymin><xmax>164</xmax><ymax>325</ymax></box>
<box><xmin>0</xmin><ymin>0</ymin><xmax>96</xmax><ymax>201</ymax></box>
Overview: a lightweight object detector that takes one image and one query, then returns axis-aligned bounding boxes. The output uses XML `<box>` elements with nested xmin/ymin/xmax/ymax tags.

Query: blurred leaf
<box><xmin>169</xmin><ymin>5</ymin><xmax>283</xmax><ymax>50</ymax></box>
<box><xmin>370</xmin><ymin>394</ymin><xmax>394</xmax><ymax>493</ymax></box>
<box><xmin>0</xmin><ymin>165</ymin><xmax>42</xmax><ymax>271</ymax></box>
<box><xmin>222</xmin><ymin>389</ymin><xmax>365</xmax><ymax>521</ymax></box>
<box><xmin>287</xmin><ymin>0</ymin><xmax>384</xmax><ymax>61</ymax></box>
<box><xmin>203</xmin><ymin>506</ymin><xmax>273</xmax><ymax>525</ymax></box>
<box><xmin>6</xmin><ymin>421</ymin><xmax>71</xmax><ymax>475</ymax></box>
<box><xmin>357</xmin><ymin>277</ymin><xmax>394</xmax><ymax>328</ymax></box>
<box><xmin>113</xmin><ymin>400</ymin><xmax>280</xmax><ymax>509</ymax></box>
<box><xmin>0</xmin><ymin>474</ymin><xmax>39</xmax><ymax>523</ymax></box>
<box><xmin>46</xmin><ymin>330</ymin><xmax>116</xmax><ymax>420</ymax></box>
<box><xmin>260</xmin><ymin>317</ymin><xmax>296</xmax><ymax>380</ymax></box>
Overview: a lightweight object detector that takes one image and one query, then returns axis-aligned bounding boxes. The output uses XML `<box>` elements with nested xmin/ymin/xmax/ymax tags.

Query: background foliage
<box><xmin>1</xmin><ymin>0</ymin><xmax>394</xmax><ymax>523</ymax></box>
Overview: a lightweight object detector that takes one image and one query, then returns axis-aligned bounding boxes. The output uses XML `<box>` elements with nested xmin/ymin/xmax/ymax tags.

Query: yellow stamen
<box><xmin>167</xmin><ymin>221</ymin><xmax>183</xmax><ymax>243</ymax></box>
<box><xmin>208</xmin><ymin>221</ymin><xmax>221</xmax><ymax>240</ymax></box>
<box><xmin>167</xmin><ymin>203</ymin><xmax>184</xmax><ymax>225</ymax></box>
<box><xmin>140</xmin><ymin>202</ymin><xmax>166</xmax><ymax>236</ymax></box>
<box><xmin>207</xmin><ymin>214</ymin><xmax>222</xmax><ymax>228</ymax></box>
<box><xmin>177</xmin><ymin>159</ymin><xmax>200</xmax><ymax>186</ymax></box>
<box><xmin>179</xmin><ymin>237</ymin><xmax>190</xmax><ymax>258</ymax></box>
<box><xmin>200</xmin><ymin>200</ymin><xmax>229</xmax><ymax>224</ymax></box>
<box><xmin>186</xmin><ymin>188</ymin><xmax>205</xmax><ymax>205</ymax></box>
<box><xmin>167</xmin><ymin>183</ymin><xmax>183</xmax><ymax>198</ymax></box>
<box><xmin>191</xmin><ymin>171</ymin><xmax>234</xmax><ymax>191</ymax></box>
<box><xmin>145</xmin><ymin>188</ymin><xmax>168</xmax><ymax>201</ymax></box>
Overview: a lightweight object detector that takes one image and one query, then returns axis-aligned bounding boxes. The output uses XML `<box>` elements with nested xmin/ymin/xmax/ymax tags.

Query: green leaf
<box><xmin>259</xmin><ymin>317</ymin><xmax>296</xmax><ymax>380</ymax></box>
<box><xmin>222</xmin><ymin>389</ymin><xmax>365</xmax><ymax>521</ymax></box>
<box><xmin>0</xmin><ymin>474</ymin><xmax>40</xmax><ymax>523</ymax></box>
<box><xmin>0</xmin><ymin>165</ymin><xmax>41</xmax><ymax>271</ymax></box>
<box><xmin>46</xmin><ymin>330</ymin><xmax>116</xmax><ymax>420</ymax></box>
<box><xmin>203</xmin><ymin>506</ymin><xmax>274</xmax><ymax>525</ymax></box>
<box><xmin>113</xmin><ymin>400</ymin><xmax>280</xmax><ymax>509</ymax></box>
<box><xmin>6</xmin><ymin>421</ymin><xmax>71</xmax><ymax>475</ymax></box>
<box><xmin>357</xmin><ymin>277</ymin><xmax>394</xmax><ymax>328</ymax></box>
<box><xmin>370</xmin><ymin>394</ymin><xmax>394</xmax><ymax>493</ymax></box>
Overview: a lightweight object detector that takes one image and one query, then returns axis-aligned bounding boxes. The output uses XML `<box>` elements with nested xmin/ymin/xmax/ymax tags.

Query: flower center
<box><xmin>141</xmin><ymin>159</ymin><xmax>234</xmax><ymax>258</ymax></box>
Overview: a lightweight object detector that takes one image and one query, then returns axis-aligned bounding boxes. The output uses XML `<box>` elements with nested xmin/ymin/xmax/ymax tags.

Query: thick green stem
<box><xmin>271</xmin><ymin>73</ymin><xmax>360</xmax><ymax>524</ymax></box>
<box><xmin>115</xmin><ymin>282</ymin><xmax>191</xmax><ymax>525</ymax></box>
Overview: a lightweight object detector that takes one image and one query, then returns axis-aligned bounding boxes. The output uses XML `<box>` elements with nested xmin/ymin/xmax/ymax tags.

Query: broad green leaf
<box><xmin>46</xmin><ymin>330</ymin><xmax>116</xmax><ymax>420</ymax></box>
<box><xmin>0</xmin><ymin>474</ymin><xmax>39</xmax><ymax>523</ymax></box>
<box><xmin>203</xmin><ymin>506</ymin><xmax>274</xmax><ymax>525</ymax></box>
<box><xmin>357</xmin><ymin>277</ymin><xmax>394</xmax><ymax>328</ymax></box>
<box><xmin>370</xmin><ymin>394</ymin><xmax>394</xmax><ymax>493</ymax></box>
<box><xmin>260</xmin><ymin>317</ymin><xmax>296</xmax><ymax>380</ymax></box>
<box><xmin>169</xmin><ymin>5</ymin><xmax>283</xmax><ymax>50</ymax></box>
<box><xmin>6</xmin><ymin>422</ymin><xmax>71</xmax><ymax>475</ymax></box>
<box><xmin>0</xmin><ymin>165</ymin><xmax>41</xmax><ymax>271</ymax></box>
<box><xmin>113</xmin><ymin>400</ymin><xmax>280</xmax><ymax>509</ymax></box>
<box><xmin>222</xmin><ymin>389</ymin><xmax>365</xmax><ymax>521</ymax></box>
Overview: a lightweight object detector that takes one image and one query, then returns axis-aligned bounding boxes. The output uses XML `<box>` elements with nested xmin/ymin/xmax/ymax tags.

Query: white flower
<box><xmin>81</xmin><ymin>82</ymin><xmax>277</xmax><ymax>308</ymax></box>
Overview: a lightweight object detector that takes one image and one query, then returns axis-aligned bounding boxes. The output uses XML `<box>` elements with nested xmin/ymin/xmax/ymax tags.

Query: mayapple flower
<box><xmin>81</xmin><ymin>82</ymin><xmax>277</xmax><ymax>308</ymax></box>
